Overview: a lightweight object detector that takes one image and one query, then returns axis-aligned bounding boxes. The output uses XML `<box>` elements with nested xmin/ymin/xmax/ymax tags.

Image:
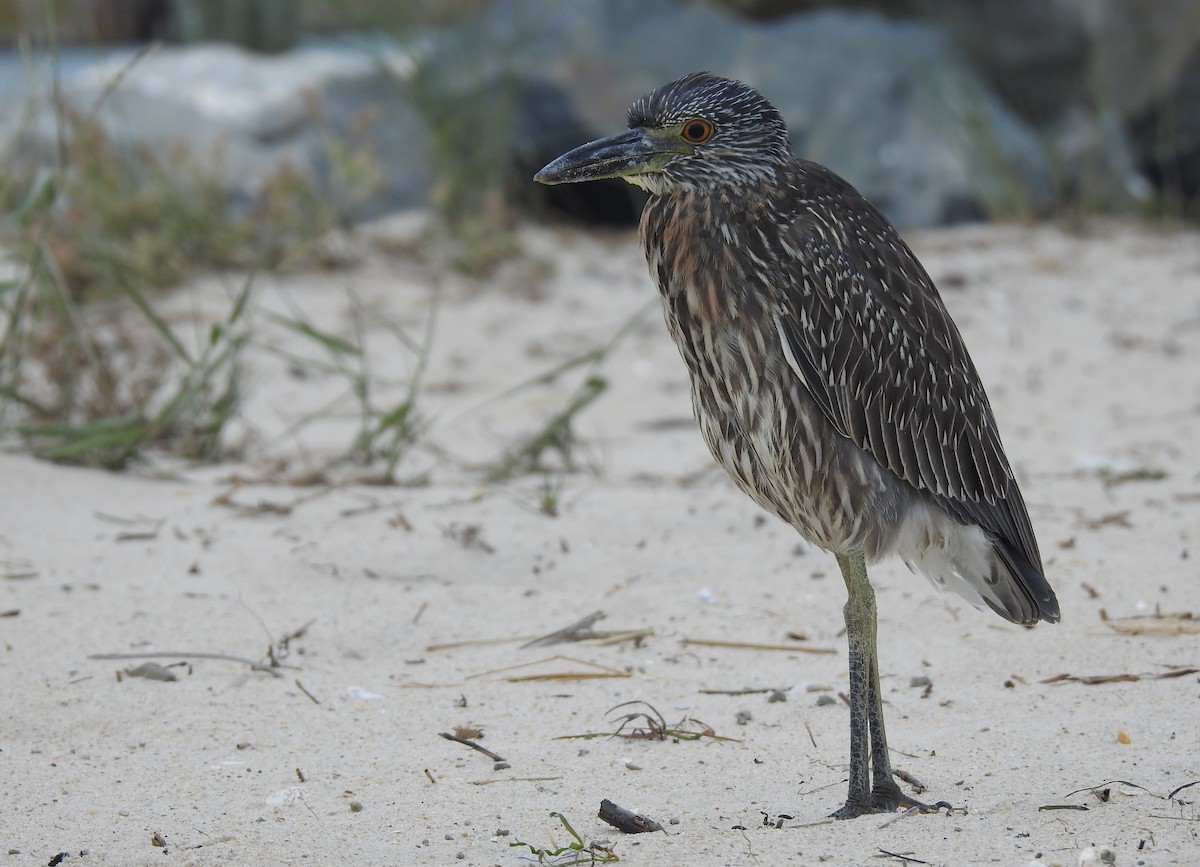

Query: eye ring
<box><xmin>681</xmin><ymin>118</ymin><xmax>714</xmax><ymax>144</ymax></box>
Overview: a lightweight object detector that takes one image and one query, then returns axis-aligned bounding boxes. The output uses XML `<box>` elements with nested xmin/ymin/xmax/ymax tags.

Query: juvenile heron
<box><xmin>535</xmin><ymin>72</ymin><xmax>1059</xmax><ymax>818</ymax></box>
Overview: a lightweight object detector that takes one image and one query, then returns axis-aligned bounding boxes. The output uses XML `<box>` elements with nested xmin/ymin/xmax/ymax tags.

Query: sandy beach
<box><xmin>2</xmin><ymin>220</ymin><xmax>1198</xmax><ymax>866</ymax></box>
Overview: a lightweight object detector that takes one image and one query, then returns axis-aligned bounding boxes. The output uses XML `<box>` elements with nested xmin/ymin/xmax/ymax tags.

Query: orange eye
<box><xmin>681</xmin><ymin>118</ymin><xmax>713</xmax><ymax>144</ymax></box>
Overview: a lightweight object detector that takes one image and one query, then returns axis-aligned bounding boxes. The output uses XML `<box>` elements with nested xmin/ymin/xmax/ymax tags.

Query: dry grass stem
<box><xmin>683</xmin><ymin>637</ymin><xmax>837</xmax><ymax>654</ymax></box>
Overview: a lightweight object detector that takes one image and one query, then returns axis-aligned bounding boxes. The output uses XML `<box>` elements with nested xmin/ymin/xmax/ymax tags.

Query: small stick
<box><xmin>683</xmin><ymin>637</ymin><xmax>836</xmax><ymax>654</ymax></box>
<box><xmin>294</xmin><ymin>679</ymin><xmax>321</xmax><ymax>704</ymax></box>
<box><xmin>877</xmin><ymin>848</ymin><xmax>928</xmax><ymax>864</ymax></box>
<box><xmin>89</xmin><ymin>651</ymin><xmax>281</xmax><ymax>677</ymax></box>
<box><xmin>426</xmin><ymin>636</ymin><xmax>537</xmax><ymax>652</ymax></box>
<box><xmin>1167</xmin><ymin>780</ymin><xmax>1200</xmax><ymax>800</ymax></box>
<box><xmin>598</xmin><ymin>799</ymin><xmax>662</xmax><ymax>834</ymax></box>
<box><xmin>589</xmin><ymin>629</ymin><xmax>655</xmax><ymax>646</ymax></box>
<box><xmin>439</xmin><ymin>732</ymin><xmax>504</xmax><ymax>762</ymax></box>
<box><xmin>894</xmin><ymin>769</ymin><xmax>928</xmax><ymax>794</ymax></box>
<box><xmin>467</xmin><ymin>655</ymin><xmax>628</xmax><ymax>681</ymax></box>
<box><xmin>1064</xmin><ymin>779</ymin><xmax>1157</xmax><ymax>798</ymax></box>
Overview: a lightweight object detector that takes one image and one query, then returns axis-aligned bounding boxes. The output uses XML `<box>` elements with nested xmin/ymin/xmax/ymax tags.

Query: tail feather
<box><xmin>897</xmin><ymin>502</ymin><xmax>1059</xmax><ymax>626</ymax></box>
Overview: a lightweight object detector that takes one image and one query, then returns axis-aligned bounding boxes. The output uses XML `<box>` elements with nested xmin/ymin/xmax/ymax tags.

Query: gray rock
<box><xmin>1132</xmin><ymin>47</ymin><xmax>1200</xmax><ymax>214</ymax></box>
<box><xmin>930</xmin><ymin>0</ymin><xmax>1200</xmax><ymax>211</ymax></box>
<box><xmin>507</xmin><ymin>0</ymin><xmax>1052</xmax><ymax>227</ymax></box>
<box><xmin>1074</xmin><ymin>0</ymin><xmax>1200</xmax><ymax>121</ymax></box>
<box><xmin>927</xmin><ymin>0</ymin><xmax>1091</xmax><ymax>124</ymax></box>
<box><xmin>0</xmin><ymin>38</ymin><xmax>432</xmax><ymax>221</ymax></box>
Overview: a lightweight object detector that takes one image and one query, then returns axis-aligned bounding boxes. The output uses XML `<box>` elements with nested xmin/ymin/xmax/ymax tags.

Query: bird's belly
<box><xmin>685</xmin><ymin>346</ymin><xmax>906</xmax><ymax>558</ymax></box>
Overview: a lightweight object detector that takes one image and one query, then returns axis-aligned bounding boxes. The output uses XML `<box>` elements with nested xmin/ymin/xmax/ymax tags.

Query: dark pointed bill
<box><xmin>534</xmin><ymin>128</ymin><xmax>668</xmax><ymax>185</ymax></box>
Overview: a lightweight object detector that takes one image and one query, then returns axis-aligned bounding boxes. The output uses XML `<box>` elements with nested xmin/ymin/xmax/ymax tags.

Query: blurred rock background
<box><xmin>2</xmin><ymin>0</ymin><xmax>1199</xmax><ymax>232</ymax></box>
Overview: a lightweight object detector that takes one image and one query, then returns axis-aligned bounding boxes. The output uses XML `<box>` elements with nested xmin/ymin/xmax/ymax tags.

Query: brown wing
<box><xmin>770</xmin><ymin>161</ymin><xmax>1055</xmax><ymax>620</ymax></box>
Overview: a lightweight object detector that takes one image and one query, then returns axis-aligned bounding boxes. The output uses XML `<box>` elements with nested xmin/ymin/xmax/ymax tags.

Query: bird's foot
<box><xmin>831</xmin><ymin>783</ymin><xmax>955</xmax><ymax>819</ymax></box>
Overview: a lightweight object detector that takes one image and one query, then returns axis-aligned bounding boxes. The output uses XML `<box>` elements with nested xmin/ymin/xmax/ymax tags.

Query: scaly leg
<box><xmin>831</xmin><ymin>550</ymin><xmax>950</xmax><ymax>818</ymax></box>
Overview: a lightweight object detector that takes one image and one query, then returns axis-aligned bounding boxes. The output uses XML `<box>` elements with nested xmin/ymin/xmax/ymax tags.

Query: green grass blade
<box><xmin>262</xmin><ymin>310</ymin><xmax>362</xmax><ymax>356</ymax></box>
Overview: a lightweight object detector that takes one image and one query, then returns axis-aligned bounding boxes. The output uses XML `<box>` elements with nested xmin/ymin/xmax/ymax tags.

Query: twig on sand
<box><xmin>1167</xmin><ymin>780</ymin><xmax>1200</xmax><ymax>801</ymax></box>
<box><xmin>684</xmin><ymin>637</ymin><xmax>837</xmax><ymax>654</ymax></box>
<box><xmin>467</xmin><ymin>655</ymin><xmax>630</xmax><ymax>682</ymax></box>
<box><xmin>89</xmin><ymin>651</ymin><xmax>282</xmax><ymax>677</ymax></box>
<box><xmin>439</xmin><ymin>731</ymin><xmax>504</xmax><ymax>762</ymax></box>
<box><xmin>1041</xmin><ymin>667</ymin><xmax>1198</xmax><ymax>685</ymax></box>
<box><xmin>877</xmin><ymin>848</ymin><xmax>929</xmax><ymax>864</ymax></box>
<box><xmin>294</xmin><ymin>679</ymin><xmax>321</xmax><ymax>704</ymax></box>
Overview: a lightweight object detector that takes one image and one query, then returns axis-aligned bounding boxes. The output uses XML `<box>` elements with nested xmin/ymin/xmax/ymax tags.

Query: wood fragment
<box><xmin>894</xmin><ymin>769</ymin><xmax>928</xmax><ymax>794</ymax></box>
<box><xmin>1104</xmin><ymin>611</ymin><xmax>1199</xmax><ymax>635</ymax></box>
<box><xmin>1041</xmin><ymin>668</ymin><xmax>1198</xmax><ymax>685</ymax></box>
<box><xmin>598</xmin><ymin>798</ymin><xmax>662</xmax><ymax>834</ymax></box>
<box><xmin>439</xmin><ymin>731</ymin><xmax>504</xmax><ymax>762</ymax></box>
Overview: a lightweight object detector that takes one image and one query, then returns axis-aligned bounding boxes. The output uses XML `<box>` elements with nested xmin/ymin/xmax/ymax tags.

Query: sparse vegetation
<box><xmin>0</xmin><ymin>143</ymin><xmax>256</xmax><ymax>467</ymax></box>
<box><xmin>325</xmin><ymin>0</ymin><xmax>535</xmax><ymax>276</ymax></box>
<box><xmin>559</xmin><ymin>700</ymin><xmax>737</xmax><ymax>744</ymax></box>
<box><xmin>258</xmin><ymin>285</ymin><xmax>439</xmax><ymax>484</ymax></box>
<box><xmin>509</xmin><ymin>812</ymin><xmax>620</xmax><ymax>865</ymax></box>
<box><xmin>0</xmin><ymin>38</ymin><xmax>389</xmax><ymax>470</ymax></box>
<box><xmin>0</xmin><ymin>4</ymin><xmax>608</xmax><ymax>477</ymax></box>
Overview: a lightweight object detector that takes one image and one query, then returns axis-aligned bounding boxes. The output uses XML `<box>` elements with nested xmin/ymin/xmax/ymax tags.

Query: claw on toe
<box><xmin>831</xmin><ymin>792</ymin><xmax>958</xmax><ymax>820</ymax></box>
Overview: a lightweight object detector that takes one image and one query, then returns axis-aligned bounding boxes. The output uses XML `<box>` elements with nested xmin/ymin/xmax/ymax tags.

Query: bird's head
<box><xmin>534</xmin><ymin>72</ymin><xmax>791</xmax><ymax>195</ymax></box>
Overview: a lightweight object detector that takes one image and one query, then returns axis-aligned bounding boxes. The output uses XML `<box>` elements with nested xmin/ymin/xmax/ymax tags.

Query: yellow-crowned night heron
<box><xmin>535</xmin><ymin>72</ymin><xmax>1059</xmax><ymax>818</ymax></box>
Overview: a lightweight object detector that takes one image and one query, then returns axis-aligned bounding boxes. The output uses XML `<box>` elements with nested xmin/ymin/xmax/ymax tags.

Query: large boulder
<box><xmin>932</xmin><ymin>0</ymin><xmax>1200</xmax><ymax>125</ymax></box>
<box><xmin>507</xmin><ymin>0</ymin><xmax>1053</xmax><ymax>227</ymax></box>
<box><xmin>1132</xmin><ymin>46</ymin><xmax>1200</xmax><ymax>215</ymax></box>
<box><xmin>925</xmin><ymin>0</ymin><xmax>1200</xmax><ymax>210</ymax></box>
<box><xmin>0</xmin><ymin>38</ymin><xmax>432</xmax><ymax>220</ymax></box>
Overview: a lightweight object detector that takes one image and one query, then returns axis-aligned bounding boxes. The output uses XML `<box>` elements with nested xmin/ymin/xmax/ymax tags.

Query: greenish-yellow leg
<box><xmin>831</xmin><ymin>550</ymin><xmax>950</xmax><ymax>818</ymax></box>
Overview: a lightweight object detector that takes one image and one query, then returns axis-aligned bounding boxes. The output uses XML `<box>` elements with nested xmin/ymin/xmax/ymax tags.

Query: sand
<box><xmin>2</xmin><ymin>220</ymin><xmax>1198</xmax><ymax>866</ymax></box>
